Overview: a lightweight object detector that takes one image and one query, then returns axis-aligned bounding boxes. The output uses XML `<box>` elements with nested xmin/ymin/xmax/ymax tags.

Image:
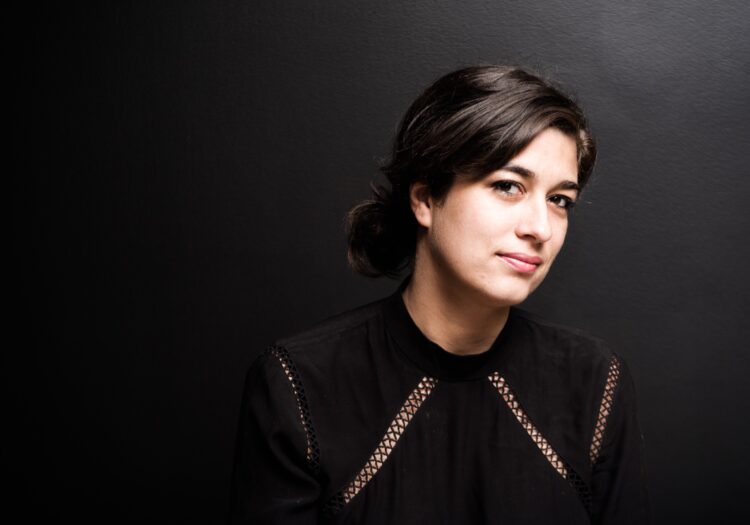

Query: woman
<box><xmin>231</xmin><ymin>66</ymin><xmax>650</xmax><ymax>524</ymax></box>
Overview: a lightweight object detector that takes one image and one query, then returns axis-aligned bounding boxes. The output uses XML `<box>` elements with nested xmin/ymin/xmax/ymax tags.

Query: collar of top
<box><xmin>382</xmin><ymin>275</ymin><xmax>520</xmax><ymax>382</ymax></box>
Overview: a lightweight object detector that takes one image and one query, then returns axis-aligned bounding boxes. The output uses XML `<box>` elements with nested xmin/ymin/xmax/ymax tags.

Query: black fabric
<box><xmin>230</xmin><ymin>279</ymin><xmax>650</xmax><ymax>524</ymax></box>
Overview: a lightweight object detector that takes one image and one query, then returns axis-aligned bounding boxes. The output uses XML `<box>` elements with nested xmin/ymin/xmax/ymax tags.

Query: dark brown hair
<box><xmin>346</xmin><ymin>65</ymin><xmax>597</xmax><ymax>278</ymax></box>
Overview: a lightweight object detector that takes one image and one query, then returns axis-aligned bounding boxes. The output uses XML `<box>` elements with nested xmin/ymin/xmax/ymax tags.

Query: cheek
<box><xmin>451</xmin><ymin>208</ymin><xmax>499</xmax><ymax>251</ymax></box>
<box><xmin>547</xmin><ymin>221</ymin><xmax>569</xmax><ymax>258</ymax></box>
<box><xmin>556</xmin><ymin>219</ymin><xmax>569</xmax><ymax>246</ymax></box>
<box><xmin>455</xmin><ymin>192</ymin><xmax>504</xmax><ymax>233</ymax></box>
<box><xmin>431</xmin><ymin>205</ymin><xmax>489</xmax><ymax>260</ymax></box>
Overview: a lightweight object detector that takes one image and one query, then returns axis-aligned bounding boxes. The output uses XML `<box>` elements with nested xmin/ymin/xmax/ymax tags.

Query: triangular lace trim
<box><xmin>325</xmin><ymin>376</ymin><xmax>437</xmax><ymax>514</ymax></box>
<box><xmin>488</xmin><ymin>372</ymin><xmax>592</xmax><ymax>512</ymax></box>
<box><xmin>589</xmin><ymin>354</ymin><xmax>622</xmax><ymax>464</ymax></box>
<box><xmin>269</xmin><ymin>345</ymin><xmax>320</xmax><ymax>471</ymax></box>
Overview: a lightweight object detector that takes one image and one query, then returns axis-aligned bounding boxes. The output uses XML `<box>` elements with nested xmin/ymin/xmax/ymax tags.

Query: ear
<box><xmin>409</xmin><ymin>181</ymin><xmax>433</xmax><ymax>229</ymax></box>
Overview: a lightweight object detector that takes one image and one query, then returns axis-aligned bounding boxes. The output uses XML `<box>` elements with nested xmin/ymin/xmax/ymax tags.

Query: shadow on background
<box><xmin>12</xmin><ymin>1</ymin><xmax>750</xmax><ymax>522</ymax></box>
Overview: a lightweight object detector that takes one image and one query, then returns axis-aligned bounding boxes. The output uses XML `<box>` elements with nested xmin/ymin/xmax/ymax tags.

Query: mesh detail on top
<box><xmin>489</xmin><ymin>373</ymin><xmax>568</xmax><ymax>477</ymax></box>
<box><xmin>589</xmin><ymin>354</ymin><xmax>622</xmax><ymax>464</ymax></box>
<box><xmin>268</xmin><ymin>345</ymin><xmax>320</xmax><ymax>472</ymax></box>
<box><xmin>488</xmin><ymin>372</ymin><xmax>592</xmax><ymax>512</ymax></box>
<box><xmin>324</xmin><ymin>376</ymin><xmax>438</xmax><ymax>515</ymax></box>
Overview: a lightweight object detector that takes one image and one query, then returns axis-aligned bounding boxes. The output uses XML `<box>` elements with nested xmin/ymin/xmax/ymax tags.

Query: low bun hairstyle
<box><xmin>346</xmin><ymin>65</ymin><xmax>597</xmax><ymax>279</ymax></box>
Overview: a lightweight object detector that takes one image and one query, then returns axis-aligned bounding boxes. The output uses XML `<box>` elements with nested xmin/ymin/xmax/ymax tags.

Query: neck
<box><xmin>402</xmin><ymin>260</ymin><xmax>510</xmax><ymax>356</ymax></box>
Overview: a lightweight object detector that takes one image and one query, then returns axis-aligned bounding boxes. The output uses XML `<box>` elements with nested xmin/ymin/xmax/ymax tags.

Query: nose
<box><xmin>515</xmin><ymin>196</ymin><xmax>552</xmax><ymax>243</ymax></box>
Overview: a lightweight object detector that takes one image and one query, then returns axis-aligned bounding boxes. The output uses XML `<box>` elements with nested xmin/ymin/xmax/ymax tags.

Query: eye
<box><xmin>549</xmin><ymin>194</ymin><xmax>577</xmax><ymax>211</ymax></box>
<box><xmin>491</xmin><ymin>180</ymin><xmax>523</xmax><ymax>196</ymax></box>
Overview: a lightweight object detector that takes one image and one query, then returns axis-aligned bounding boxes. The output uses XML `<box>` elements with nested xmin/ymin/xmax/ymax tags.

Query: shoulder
<box><xmin>510</xmin><ymin>307</ymin><xmax>615</xmax><ymax>370</ymax></box>
<box><xmin>503</xmin><ymin>310</ymin><xmax>635</xmax><ymax>471</ymax></box>
<box><xmin>503</xmin><ymin>307</ymin><xmax>628</xmax><ymax>434</ymax></box>
<box><xmin>274</xmin><ymin>296</ymin><xmax>386</xmax><ymax>350</ymax></box>
<box><xmin>256</xmin><ymin>296</ymin><xmax>395</xmax><ymax>385</ymax></box>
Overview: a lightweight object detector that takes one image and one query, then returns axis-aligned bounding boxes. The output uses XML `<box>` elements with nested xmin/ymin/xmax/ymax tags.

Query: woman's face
<box><xmin>414</xmin><ymin>127</ymin><xmax>580</xmax><ymax>307</ymax></box>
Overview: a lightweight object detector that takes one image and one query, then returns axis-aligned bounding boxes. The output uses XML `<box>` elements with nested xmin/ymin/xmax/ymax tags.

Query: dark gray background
<box><xmin>13</xmin><ymin>0</ymin><xmax>749</xmax><ymax>522</ymax></box>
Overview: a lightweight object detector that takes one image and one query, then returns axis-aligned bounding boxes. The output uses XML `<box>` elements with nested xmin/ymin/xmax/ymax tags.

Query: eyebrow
<box><xmin>500</xmin><ymin>164</ymin><xmax>581</xmax><ymax>193</ymax></box>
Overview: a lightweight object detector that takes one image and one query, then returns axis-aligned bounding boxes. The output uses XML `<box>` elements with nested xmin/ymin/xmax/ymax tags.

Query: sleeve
<box><xmin>590</xmin><ymin>355</ymin><xmax>651</xmax><ymax>525</ymax></box>
<box><xmin>229</xmin><ymin>348</ymin><xmax>322</xmax><ymax>524</ymax></box>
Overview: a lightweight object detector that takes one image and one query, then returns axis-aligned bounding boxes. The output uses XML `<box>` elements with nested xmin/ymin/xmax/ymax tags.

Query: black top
<box><xmin>230</xmin><ymin>281</ymin><xmax>650</xmax><ymax>524</ymax></box>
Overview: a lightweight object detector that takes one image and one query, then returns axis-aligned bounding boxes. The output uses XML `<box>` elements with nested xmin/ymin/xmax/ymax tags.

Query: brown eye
<box><xmin>549</xmin><ymin>195</ymin><xmax>576</xmax><ymax>210</ymax></box>
<box><xmin>492</xmin><ymin>180</ymin><xmax>523</xmax><ymax>196</ymax></box>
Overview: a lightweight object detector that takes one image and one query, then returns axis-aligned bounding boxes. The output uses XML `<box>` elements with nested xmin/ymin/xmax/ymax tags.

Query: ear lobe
<box><xmin>409</xmin><ymin>181</ymin><xmax>433</xmax><ymax>229</ymax></box>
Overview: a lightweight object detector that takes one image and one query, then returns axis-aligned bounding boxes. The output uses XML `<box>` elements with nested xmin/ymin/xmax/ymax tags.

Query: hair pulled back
<box><xmin>346</xmin><ymin>65</ymin><xmax>597</xmax><ymax>278</ymax></box>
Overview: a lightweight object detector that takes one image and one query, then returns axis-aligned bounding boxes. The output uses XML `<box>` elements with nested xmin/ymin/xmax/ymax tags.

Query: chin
<box><xmin>477</xmin><ymin>283</ymin><xmax>533</xmax><ymax>308</ymax></box>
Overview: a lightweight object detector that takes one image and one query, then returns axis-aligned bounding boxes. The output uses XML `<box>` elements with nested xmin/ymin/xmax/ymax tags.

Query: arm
<box><xmin>590</xmin><ymin>355</ymin><xmax>651</xmax><ymax>524</ymax></box>
<box><xmin>230</xmin><ymin>347</ymin><xmax>322</xmax><ymax>524</ymax></box>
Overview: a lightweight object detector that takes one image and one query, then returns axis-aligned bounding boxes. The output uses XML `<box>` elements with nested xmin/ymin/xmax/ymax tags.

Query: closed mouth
<box><xmin>497</xmin><ymin>253</ymin><xmax>542</xmax><ymax>273</ymax></box>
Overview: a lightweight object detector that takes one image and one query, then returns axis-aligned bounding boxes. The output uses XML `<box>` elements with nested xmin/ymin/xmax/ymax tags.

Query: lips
<box><xmin>497</xmin><ymin>252</ymin><xmax>543</xmax><ymax>273</ymax></box>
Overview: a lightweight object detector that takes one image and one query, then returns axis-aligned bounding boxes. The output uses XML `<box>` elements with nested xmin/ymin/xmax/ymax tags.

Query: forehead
<box><xmin>506</xmin><ymin>128</ymin><xmax>579</xmax><ymax>181</ymax></box>
<box><xmin>445</xmin><ymin>128</ymin><xmax>580</xmax><ymax>197</ymax></box>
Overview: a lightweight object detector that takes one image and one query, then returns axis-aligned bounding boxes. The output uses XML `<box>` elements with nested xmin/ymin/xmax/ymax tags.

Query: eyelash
<box><xmin>491</xmin><ymin>181</ymin><xmax>577</xmax><ymax>211</ymax></box>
